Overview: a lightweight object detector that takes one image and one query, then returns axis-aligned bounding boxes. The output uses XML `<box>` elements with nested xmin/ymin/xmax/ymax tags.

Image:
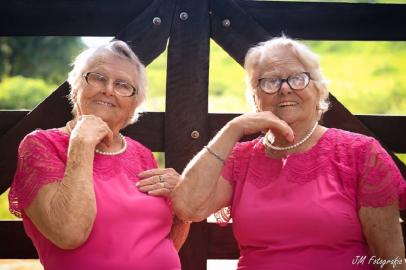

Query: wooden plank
<box><xmin>210</xmin><ymin>0</ymin><xmax>269</xmax><ymax>65</ymax></box>
<box><xmin>238</xmin><ymin>0</ymin><xmax>406</xmax><ymax>41</ymax></box>
<box><xmin>0</xmin><ymin>221</ymin><xmax>37</xmax><ymax>259</ymax></box>
<box><xmin>0</xmin><ymin>0</ymin><xmax>151</xmax><ymax>36</ymax></box>
<box><xmin>1</xmin><ymin>111</ymin><xmax>404</xmax><ymax>155</ymax></box>
<box><xmin>0</xmin><ymin>83</ymin><xmax>72</xmax><ymax>195</ymax></box>
<box><xmin>122</xmin><ymin>112</ymin><xmax>164</xmax><ymax>152</ymax></box>
<box><xmin>354</xmin><ymin>115</ymin><xmax>406</xmax><ymax>154</ymax></box>
<box><xmin>207</xmin><ymin>223</ymin><xmax>239</xmax><ymax>259</ymax></box>
<box><xmin>165</xmin><ymin>0</ymin><xmax>210</xmax><ymax>269</ymax></box>
<box><xmin>115</xmin><ymin>0</ymin><xmax>175</xmax><ymax>65</ymax></box>
<box><xmin>0</xmin><ymin>111</ymin><xmax>28</xmax><ymax>137</ymax></box>
<box><xmin>3</xmin><ymin>0</ymin><xmax>405</xmax><ymax>40</ymax></box>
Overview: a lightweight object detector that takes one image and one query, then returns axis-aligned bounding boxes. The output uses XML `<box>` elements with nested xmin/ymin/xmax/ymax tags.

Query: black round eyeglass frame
<box><xmin>82</xmin><ymin>72</ymin><xmax>137</xmax><ymax>97</ymax></box>
<box><xmin>257</xmin><ymin>72</ymin><xmax>312</xmax><ymax>95</ymax></box>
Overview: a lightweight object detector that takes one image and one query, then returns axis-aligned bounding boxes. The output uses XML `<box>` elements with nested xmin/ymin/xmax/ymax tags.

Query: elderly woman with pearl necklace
<box><xmin>9</xmin><ymin>40</ymin><xmax>187</xmax><ymax>270</ymax></box>
<box><xmin>170</xmin><ymin>37</ymin><xmax>406</xmax><ymax>270</ymax></box>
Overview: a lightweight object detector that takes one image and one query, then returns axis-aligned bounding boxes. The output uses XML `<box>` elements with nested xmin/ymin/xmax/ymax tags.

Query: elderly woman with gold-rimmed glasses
<box><xmin>9</xmin><ymin>40</ymin><xmax>187</xmax><ymax>270</ymax></box>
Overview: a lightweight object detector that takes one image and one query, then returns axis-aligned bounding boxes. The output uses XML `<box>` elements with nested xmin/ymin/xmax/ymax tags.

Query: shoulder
<box><xmin>19</xmin><ymin>129</ymin><xmax>68</xmax><ymax>154</ymax></box>
<box><xmin>325</xmin><ymin>128</ymin><xmax>376</xmax><ymax>151</ymax></box>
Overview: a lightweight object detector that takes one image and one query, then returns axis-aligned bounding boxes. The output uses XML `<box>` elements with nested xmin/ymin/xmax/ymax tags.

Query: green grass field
<box><xmin>1</xmin><ymin>40</ymin><xmax>406</xmax><ymax>219</ymax></box>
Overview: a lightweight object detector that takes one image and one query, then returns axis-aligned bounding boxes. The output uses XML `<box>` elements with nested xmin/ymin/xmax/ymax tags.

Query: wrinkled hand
<box><xmin>68</xmin><ymin>115</ymin><xmax>114</xmax><ymax>148</ymax></box>
<box><xmin>230</xmin><ymin>111</ymin><xmax>294</xmax><ymax>143</ymax></box>
<box><xmin>137</xmin><ymin>168</ymin><xmax>180</xmax><ymax>197</ymax></box>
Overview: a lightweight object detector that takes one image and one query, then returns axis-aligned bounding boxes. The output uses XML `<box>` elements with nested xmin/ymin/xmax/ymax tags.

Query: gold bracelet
<box><xmin>204</xmin><ymin>146</ymin><xmax>225</xmax><ymax>164</ymax></box>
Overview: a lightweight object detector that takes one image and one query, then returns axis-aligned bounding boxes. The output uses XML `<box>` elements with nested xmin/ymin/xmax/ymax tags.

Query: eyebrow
<box><xmin>260</xmin><ymin>71</ymin><xmax>305</xmax><ymax>78</ymax></box>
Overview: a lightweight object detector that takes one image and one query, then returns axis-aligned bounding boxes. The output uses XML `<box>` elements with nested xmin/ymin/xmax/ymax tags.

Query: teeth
<box><xmin>278</xmin><ymin>102</ymin><xmax>297</xmax><ymax>107</ymax></box>
<box><xmin>96</xmin><ymin>101</ymin><xmax>114</xmax><ymax>107</ymax></box>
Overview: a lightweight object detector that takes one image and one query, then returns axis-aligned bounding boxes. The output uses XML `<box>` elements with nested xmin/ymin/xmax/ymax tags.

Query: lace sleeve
<box><xmin>357</xmin><ymin>138</ymin><xmax>406</xmax><ymax>209</ymax></box>
<box><xmin>8</xmin><ymin>132</ymin><xmax>66</xmax><ymax>218</ymax></box>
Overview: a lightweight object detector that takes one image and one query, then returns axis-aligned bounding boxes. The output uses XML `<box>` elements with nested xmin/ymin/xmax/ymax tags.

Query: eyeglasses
<box><xmin>83</xmin><ymin>72</ymin><xmax>137</xmax><ymax>97</ymax></box>
<box><xmin>257</xmin><ymin>72</ymin><xmax>311</xmax><ymax>94</ymax></box>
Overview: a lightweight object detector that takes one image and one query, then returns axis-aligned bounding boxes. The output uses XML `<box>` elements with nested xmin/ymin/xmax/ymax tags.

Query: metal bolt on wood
<box><xmin>180</xmin><ymin>12</ymin><xmax>189</xmax><ymax>21</ymax></box>
<box><xmin>191</xmin><ymin>130</ymin><xmax>200</xmax><ymax>139</ymax></box>
<box><xmin>152</xmin><ymin>17</ymin><xmax>161</xmax><ymax>26</ymax></box>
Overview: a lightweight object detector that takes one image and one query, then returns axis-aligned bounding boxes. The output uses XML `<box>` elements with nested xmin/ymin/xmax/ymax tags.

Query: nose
<box><xmin>101</xmin><ymin>81</ymin><xmax>115</xmax><ymax>96</ymax></box>
<box><xmin>279</xmin><ymin>81</ymin><xmax>292</xmax><ymax>95</ymax></box>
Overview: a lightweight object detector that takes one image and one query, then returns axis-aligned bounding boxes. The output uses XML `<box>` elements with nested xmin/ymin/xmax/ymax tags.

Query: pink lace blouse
<box><xmin>9</xmin><ymin>129</ymin><xmax>181</xmax><ymax>270</ymax></box>
<box><xmin>221</xmin><ymin>128</ymin><xmax>406</xmax><ymax>270</ymax></box>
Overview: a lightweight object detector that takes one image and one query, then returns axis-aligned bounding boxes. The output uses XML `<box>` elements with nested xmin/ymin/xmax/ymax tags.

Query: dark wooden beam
<box><xmin>0</xmin><ymin>111</ymin><xmax>28</xmax><ymax>137</ymax></box>
<box><xmin>164</xmin><ymin>0</ymin><xmax>210</xmax><ymax>269</ymax></box>
<box><xmin>115</xmin><ymin>0</ymin><xmax>175</xmax><ymax>65</ymax></box>
<box><xmin>207</xmin><ymin>223</ymin><xmax>239</xmax><ymax>259</ymax></box>
<box><xmin>0</xmin><ymin>0</ymin><xmax>151</xmax><ymax>36</ymax></box>
<box><xmin>239</xmin><ymin>0</ymin><xmax>406</xmax><ymax>41</ymax></box>
<box><xmin>210</xmin><ymin>0</ymin><xmax>269</xmax><ymax>65</ymax></box>
<box><xmin>122</xmin><ymin>112</ymin><xmax>164</xmax><ymax>152</ymax></box>
<box><xmin>0</xmin><ymin>221</ymin><xmax>37</xmax><ymax>259</ymax></box>
<box><xmin>0</xmin><ymin>84</ymin><xmax>72</xmax><ymax>195</ymax></box>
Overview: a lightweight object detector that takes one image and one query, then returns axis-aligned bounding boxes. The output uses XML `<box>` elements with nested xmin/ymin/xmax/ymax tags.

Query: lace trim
<box><xmin>214</xmin><ymin>129</ymin><xmax>406</xmax><ymax>224</ymax></box>
<box><xmin>357</xmin><ymin>138</ymin><xmax>406</xmax><ymax>208</ymax></box>
<box><xmin>9</xmin><ymin>131</ymin><xmax>66</xmax><ymax>218</ymax></box>
<box><xmin>214</xmin><ymin>206</ymin><xmax>231</xmax><ymax>226</ymax></box>
<box><xmin>9</xmin><ymin>130</ymin><xmax>157</xmax><ymax>218</ymax></box>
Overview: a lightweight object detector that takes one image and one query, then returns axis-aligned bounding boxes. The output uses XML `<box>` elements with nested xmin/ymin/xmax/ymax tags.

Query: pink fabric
<box><xmin>221</xmin><ymin>128</ymin><xmax>406</xmax><ymax>270</ymax></box>
<box><xmin>9</xmin><ymin>129</ymin><xmax>180</xmax><ymax>270</ymax></box>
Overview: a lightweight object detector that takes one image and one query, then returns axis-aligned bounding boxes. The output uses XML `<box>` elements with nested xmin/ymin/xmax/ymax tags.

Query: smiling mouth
<box><xmin>95</xmin><ymin>100</ymin><xmax>115</xmax><ymax>107</ymax></box>
<box><xmin>278</xmin><ymin>101</ymin><xmax>297</xmax><ymax>108</ymax></box>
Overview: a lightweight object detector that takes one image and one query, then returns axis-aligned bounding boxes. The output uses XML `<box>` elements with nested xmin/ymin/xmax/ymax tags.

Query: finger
<box><xmin>148</xmin><ymin>188</ymin><xmax>171</xmax><ymax>197</ymax></box>
<box><xmin>138</xmin><ymin>182</ymin><xmax>163</xmax><ymax>192</ymax></box>
<box><xmin>262</xmin><ymin>114</ymin><xmax>294</xmax><ymax>143</ymax></box>
<box><xmin>101</xmin><ymin>125</ymin><xmax>114</xmax><ymax>147</ymax></box>
<box><xmin>138</xmin><ymin>168</ymin><xmax>170</xmax><ymax>178</ymax></box>
<box><xmin>277</xmin><ymin>120</ymin><xmax>295</xmax><ymax>143</ymax></box>
<box><xmin>136</xmin><ymin>176</ymin><xmax>160</xmax><ymax>187</ymax></box>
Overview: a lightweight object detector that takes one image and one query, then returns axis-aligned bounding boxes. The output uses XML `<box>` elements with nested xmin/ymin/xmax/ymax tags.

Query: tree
<box><xmin>0</xmin><ymin>37</ymin><xmax>84</xmax><ymax>84</ymax></box>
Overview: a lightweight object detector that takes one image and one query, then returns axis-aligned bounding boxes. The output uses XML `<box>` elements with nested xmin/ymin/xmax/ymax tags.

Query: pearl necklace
<box><xmin>94</xmin><ymin>133</ymin><xmax>127</xmax><ymax>156</ymax></box>
<box><xmin>66</xmin><ymin>121</ymin><xmax>127</xmax><ymax>156</ymax></box>
<box><xmin>263</xmin><ymin>121</ymin><xmax>318</xmax><ymax>151</ymax></box>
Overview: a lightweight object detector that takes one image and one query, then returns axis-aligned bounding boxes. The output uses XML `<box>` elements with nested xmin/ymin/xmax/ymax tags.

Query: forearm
<box><xmin>360</xmin><ymin>205</ymin><xmax>406</xmax><ymax>270</ymax></box>
<box><xmin>36</xmin><ymin>139</ymin><xmax>97</xmax><ymax>249</ymax></box>
<box><xmin>172</xmin><ymin>121</ymin><xmax>240</xmax><ymax>220</ymax></box>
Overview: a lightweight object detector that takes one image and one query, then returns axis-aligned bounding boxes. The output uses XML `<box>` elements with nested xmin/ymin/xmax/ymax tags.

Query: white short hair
<box><xmin>244</xmin><ymin>36</ymin><xmax>330</xmax><ymax>115</ymax></box>
<box><xmin>67</xmin><ymin>40</ymin><xmax>147</xmax><ymax>125</ymax></box>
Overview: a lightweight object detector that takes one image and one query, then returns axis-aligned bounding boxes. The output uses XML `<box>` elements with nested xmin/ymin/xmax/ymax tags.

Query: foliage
<box><xmin>0</xmin><ymin>190</ymin><xmax>15</xmax><ymax>219</ymax></box>
<box><xmin>0</xmin><ymin>76</ymin><xmax>57</xmax><ymax>110</ymax></box>
<box><xmin>0</xmin><ymin>37</ymin><xmax>84</xmax><ymax>84</ymax></box>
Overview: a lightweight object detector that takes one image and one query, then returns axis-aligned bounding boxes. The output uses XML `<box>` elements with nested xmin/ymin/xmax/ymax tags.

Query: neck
<box><xmin>265</xmin><ymin>119</ymin><xmax>322</xmax><ymax>158</ymax></box>
<box><xmin>275</xmin><ymin>119</ymin><xmax>316</xmax><ymax>147</ymax></box>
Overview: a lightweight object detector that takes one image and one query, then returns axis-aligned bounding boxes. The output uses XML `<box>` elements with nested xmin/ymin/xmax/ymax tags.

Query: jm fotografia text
<box><xmin>352</xmin><ymin>256</ymin><xmax>404</xmax><ymax>268</ymax></box>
